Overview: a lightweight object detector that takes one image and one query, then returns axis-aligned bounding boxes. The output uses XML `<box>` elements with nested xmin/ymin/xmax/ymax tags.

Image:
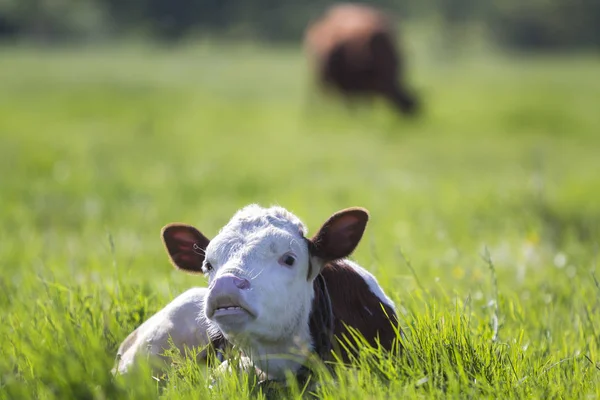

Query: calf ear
<box><xmin>161</xmin><ymin>223</ymin><xmax>211</xmax><ymax>273</ymax></box>
<box><xmin>309</xmin><ymin>207</ymin><xmax>369</xmax><ymax>263</ymax></box>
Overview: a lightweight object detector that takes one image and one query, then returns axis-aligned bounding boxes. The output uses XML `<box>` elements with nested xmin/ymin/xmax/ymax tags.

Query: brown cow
<box><xmin>304</xmin><ymin>3</ymin><xmax>418</xmax><ymax>115</ymax></box>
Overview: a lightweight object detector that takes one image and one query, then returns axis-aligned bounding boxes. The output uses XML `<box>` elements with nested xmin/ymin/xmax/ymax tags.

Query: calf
<box><xmin>160</xmin><ymin>204</ymin><xmax>399</xmax><ymax>381</ymax></box>
<box><xmin>304</xmin><ymin>3</ymin><xmax>418</xmax><ymax>115</ymax></box>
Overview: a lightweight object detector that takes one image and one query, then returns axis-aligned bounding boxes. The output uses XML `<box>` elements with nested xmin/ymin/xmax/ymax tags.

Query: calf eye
<box><xmin>284</xmin><ymin>256</ymin><xmax>295</xmax><ymax>266</ymax></box>
<box><xmin>279</xmin><ymin>253</ymin><xmax>296</xmax><ymax>267</ymax></box>
<box><xmin>202</xmin><ymin>262</ymin><xmax>213</xmax><ymax>273</ymax></box>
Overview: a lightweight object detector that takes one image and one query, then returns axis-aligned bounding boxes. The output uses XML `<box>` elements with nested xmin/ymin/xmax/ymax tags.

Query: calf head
<box><xmin>161</xmin><ymin>205</ymin><xmax>368</xmax><ymax>370</ymax></box>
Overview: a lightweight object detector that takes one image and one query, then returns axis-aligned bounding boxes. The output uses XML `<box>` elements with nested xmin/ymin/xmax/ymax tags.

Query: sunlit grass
<box><xmin>0</xmin><ymin>43</ymin><xmax>599</xmax><ymax>399</ymax></box>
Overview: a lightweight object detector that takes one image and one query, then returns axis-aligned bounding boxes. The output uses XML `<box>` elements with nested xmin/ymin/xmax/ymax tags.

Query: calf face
<box><xmin>161</xmin><ymin>205</ymin><xmax>369</xmax><ymax>377</ymax></box>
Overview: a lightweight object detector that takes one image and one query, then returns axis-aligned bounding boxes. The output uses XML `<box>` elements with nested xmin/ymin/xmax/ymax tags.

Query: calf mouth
<box><xmin>213</xmin><ymin>304</ymin><xmax>251</xmax><ymax>318</ymax></box>
<box><xmin>206</xmin><ymin>295</ymin><xmax>257</xmax><ymax>322</ymax></box>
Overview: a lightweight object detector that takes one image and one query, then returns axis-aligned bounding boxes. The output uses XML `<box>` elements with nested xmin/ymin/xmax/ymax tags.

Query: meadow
<box><xmin>0</xmin><ymin>42</ymin><xmax>599</xmax><ymax>399</ymax></box>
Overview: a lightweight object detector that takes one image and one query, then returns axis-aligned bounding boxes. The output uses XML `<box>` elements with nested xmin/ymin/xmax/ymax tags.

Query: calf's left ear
<box><xmin>161</xmin><ymin>223</ymin><xmax>211</xmax><ymax>273</ymax></box>
<box><xmin>309</xmin><ymin>207</ymin><xmax>369</xmax><ymax>266</ymax></box>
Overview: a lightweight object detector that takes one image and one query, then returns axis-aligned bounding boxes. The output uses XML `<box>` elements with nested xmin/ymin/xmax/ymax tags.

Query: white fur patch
<box><xmin>113</xmin><ymin>287</ymin><xmax>213</xmax><ymax>375</ymax></box>
<box><xmin>203</xmin><ymin>204</ymin><xmax>315</xmax><ymax>379</ymax></box>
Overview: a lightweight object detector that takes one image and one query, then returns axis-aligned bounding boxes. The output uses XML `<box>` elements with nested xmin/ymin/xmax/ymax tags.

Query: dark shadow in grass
<box><xmin>503</xmin><ymin>102</ymin><xmax>587</xmax><ymax>138</ymax></box>
<box><xmin>536</xmin><ymin>202</ymin><xmax>599</xmax><ymax>246</ymax></box>
<box><xmin>518</xmin><ymin>195</ymin><xmax>600</xmax><ymax>248</ymax></box>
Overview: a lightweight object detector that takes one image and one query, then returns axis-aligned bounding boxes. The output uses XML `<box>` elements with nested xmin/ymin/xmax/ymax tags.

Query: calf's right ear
<box><xmin>161</xmin><ymin>223</ymin><xmax>211</xmax><ymax>273</ymax></box>
<box><xmin>310</xmin><ymin>207</ymin><xmax>369</xmax><ymax>262</ymax></box>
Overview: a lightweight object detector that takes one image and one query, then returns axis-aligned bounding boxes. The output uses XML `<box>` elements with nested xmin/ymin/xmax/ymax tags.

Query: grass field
<box><xmin>1</xmin><ymin>42</ymin><xmax>599</xmax><ymax>399</ymax></box>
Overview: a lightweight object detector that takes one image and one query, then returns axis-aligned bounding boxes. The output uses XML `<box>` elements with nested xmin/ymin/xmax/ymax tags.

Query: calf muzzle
<box><xmin>206</xmin><ymin>273</ymin><xmax>256</xmax><ymax>331</ymax></box>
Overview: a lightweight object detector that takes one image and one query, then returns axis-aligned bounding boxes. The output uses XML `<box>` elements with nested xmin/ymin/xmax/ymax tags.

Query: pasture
<box><xmin>0</xmin><ymin>43</ymin><xmax>599</xmax><ymax>399</ymax></box>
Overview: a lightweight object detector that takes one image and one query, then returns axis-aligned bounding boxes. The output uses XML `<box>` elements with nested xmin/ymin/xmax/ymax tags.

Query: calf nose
<box><xmin>211</xmin><ymin>273</ymin><xmax>251</xmax><ymax>292</ymax></box>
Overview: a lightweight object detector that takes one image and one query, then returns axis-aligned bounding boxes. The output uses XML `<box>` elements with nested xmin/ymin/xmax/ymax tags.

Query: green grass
<box><xmin>1</xmin><ymin>42</ymin><xmax>599</xmax><ymax>399</ymax></box>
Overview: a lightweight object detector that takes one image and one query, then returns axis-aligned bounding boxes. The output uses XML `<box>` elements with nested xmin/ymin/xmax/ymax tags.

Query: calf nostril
<box><xmin>210</xmin><ymin>273</ymin><xmax>250</xmax><ymax>292</ymax></box>
<box><xmin>234</xmin><ymin>277</ymin><xmax>251</xmax><ymax>290</ymax></box>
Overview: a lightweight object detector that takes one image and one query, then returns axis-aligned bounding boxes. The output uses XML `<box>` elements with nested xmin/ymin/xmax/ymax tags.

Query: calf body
<box><xmin>304</xmin><ymin>3</ymin><xmax>418</xmax><ymax>115</ymax></box>
<box><xmin>112</xmin><ymin>287</ymin><xmax>217</xmax><ymax>375</ymax></box>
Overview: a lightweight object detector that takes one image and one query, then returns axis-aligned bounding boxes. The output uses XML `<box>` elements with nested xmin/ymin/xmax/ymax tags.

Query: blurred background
<box><xmin>0</xmin><ymin>0</ymin><xmax>598</xmax><ymax>285</ymax></box>
<box><xmin>0</xmin><ymin>0</ymin><xmax>599</xmax><ymax>50</ymax></box>
<box><xmin>0</xmin><ymin>0</ymin><xmax>598</xmax><ymax>276</ymax></box>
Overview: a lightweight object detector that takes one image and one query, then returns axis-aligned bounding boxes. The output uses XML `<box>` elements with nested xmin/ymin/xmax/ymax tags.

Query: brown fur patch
<box><xmin>308</xmin><ymin>272</ymin><xmax>335</xmax><ymax>360</ymax></box>
<box><xmin>310</xmin><ymin>260</ymin><xmax>399</xmax><ymax>362</ymax></box>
